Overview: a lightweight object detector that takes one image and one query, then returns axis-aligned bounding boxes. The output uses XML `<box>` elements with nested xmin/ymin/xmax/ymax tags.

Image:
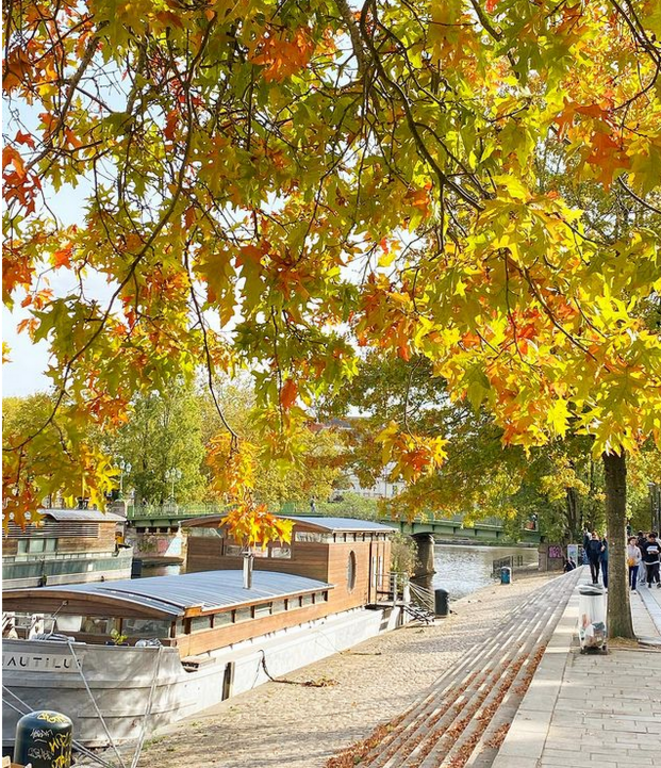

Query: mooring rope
<box><xmin>66</xmin><ymin>641</ymin><xmax>127</xmax><ymax>768</ymax></box>
<box><xmin>129</xmin><ymin>645</ymin><xmax>164</xmax><ymax>768</ymax></box>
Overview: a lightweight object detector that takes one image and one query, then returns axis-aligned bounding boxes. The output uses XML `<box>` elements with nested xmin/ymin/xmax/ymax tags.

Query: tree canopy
<box><xmin>3</xmin><ymin>1</ymin><xmax>660</xmax><ymax>552</ymax></box>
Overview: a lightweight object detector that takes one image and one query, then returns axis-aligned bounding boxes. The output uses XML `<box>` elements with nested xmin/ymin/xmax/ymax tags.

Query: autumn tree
<box><xmin>108</xmin><ymin>381</ymin><xmax>207</xmax><ymax>505</ymax></box>
<box><xmin>3</xmin><ymin>1</ymin><xmax>660</xmax><ymax>635</ymax></box>
<box><xmin>200</xmin><ymin>374</ymin><xmax>344</xmax><ymax>508</ymax></box>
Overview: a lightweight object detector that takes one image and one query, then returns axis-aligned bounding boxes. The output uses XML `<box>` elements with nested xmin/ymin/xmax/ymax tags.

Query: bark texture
<box><xmin>603</xmin><ymin>451</ymin><xmax>635</xmax><ymax>639</ymax></box>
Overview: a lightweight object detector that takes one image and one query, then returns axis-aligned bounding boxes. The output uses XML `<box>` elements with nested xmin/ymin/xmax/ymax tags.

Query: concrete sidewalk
<box><xmin>492</xmin><ymin>567</ymin><xmax>661</xmax><ymax>768</ymax></box>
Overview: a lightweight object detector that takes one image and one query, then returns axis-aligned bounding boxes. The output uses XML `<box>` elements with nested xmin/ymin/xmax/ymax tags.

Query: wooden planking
<box><xmin>3</xmin><ymin>523</ymin><xmax>116</xmax><ymax>556</ymax></box>
<box><xmin>186</xmin><ymin>536</ymin><xmax>391</xmax><ymax>614</ymax></box>
<box><xmin>175</xmin><ymin>600</ymin><xmax>335</xmax><ymax>657</ymax></box>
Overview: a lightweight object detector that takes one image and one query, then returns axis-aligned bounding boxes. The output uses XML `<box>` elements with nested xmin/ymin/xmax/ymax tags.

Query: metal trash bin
<box><xmin>15</xmin><ymin>710</ymin><xmax>73</xmax><ymax>768</ymax></box>
<box><xmin>434</xmin><ymin>588</ymin><xmax>449</xmax><ymax>617</ymax></box>
<box><xmin>578</xmin><ymin>584</ymin><xmax>607</xmax><ymax>652</ymax></box>
<box><xmin>500</xmin><ymin>567</ymin><xmax>512</xmax><ymax>584</ymax></box>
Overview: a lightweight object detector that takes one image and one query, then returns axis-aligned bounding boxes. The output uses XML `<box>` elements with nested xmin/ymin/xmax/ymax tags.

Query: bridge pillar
<box><xmin>412</xmin><ymin>533</ymin><xmax>436</xmax><ymax>578</ymax></box>
<box><xmin>126</xmin><ymin>525</ymin><xmax>187</xmax><ymax>564</ymax></box>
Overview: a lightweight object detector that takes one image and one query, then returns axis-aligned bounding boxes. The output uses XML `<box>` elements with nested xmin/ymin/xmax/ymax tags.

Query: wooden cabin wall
<box><xmin>187</xmin><ymin>535</ymin><xmax>392</xmax><ymax>612</ymax></box>
<box><xmin>2</xmin><ymin>522</ymin><xmax>116</xmax><ymax>555</ymax></box>
<box><xmin>174</xmin><ymin>601</ymin><xmax>334</xmax><ymax>658</ymax></box>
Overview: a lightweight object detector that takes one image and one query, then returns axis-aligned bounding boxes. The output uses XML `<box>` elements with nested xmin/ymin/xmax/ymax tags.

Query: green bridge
<box><xmin>124</xmin><ymin>502</ymin><xmax>541</xmax><ymax>544</ymax></box>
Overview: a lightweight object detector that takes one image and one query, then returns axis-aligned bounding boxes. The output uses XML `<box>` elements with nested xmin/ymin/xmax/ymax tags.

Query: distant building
<box><xmin>337</xmin><ymin>467</ymin><xmax>406</xmax><ymax>500</ymax></box>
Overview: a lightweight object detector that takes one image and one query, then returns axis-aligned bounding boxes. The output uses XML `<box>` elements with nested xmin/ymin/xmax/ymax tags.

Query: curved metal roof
<box><xmin>182</xmin><ymin>514</ymin><xmax>397</xmax><ymax>534</ymax></box>
<box><xmin>41</xmin><ymin>508</ymin><xmax>125</xmax><ymax>523</ymax></box>
<box><xmin>282</xmin><ymin>516</ymin><xmax>397</xmax><ymax>533</ymax></box>
<box><xmin>2</xmin><ymin>570</ymin><xmax>333</xmax><ymax>619</ymax></box>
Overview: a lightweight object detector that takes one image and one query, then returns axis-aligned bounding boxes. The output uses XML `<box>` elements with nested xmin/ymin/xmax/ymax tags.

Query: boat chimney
<box><xmin>243</xmin><ymin>551</ymin><xmax>254</xmax><ymax>589</ymax></box>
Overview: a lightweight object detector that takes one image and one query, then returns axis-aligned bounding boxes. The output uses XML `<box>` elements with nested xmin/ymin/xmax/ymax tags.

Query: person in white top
<box><xmin>627</xmin><ymin>536</ymin><xmax>642</xmax><ymax>592</ymax></box>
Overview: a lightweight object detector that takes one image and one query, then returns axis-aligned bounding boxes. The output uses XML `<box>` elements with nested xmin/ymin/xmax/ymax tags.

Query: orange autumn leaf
<box><xmin>3</xmin><ymin>146</ymin><xmax>25</xmax><ymax>178</ymax></box>
<box><xmin>250</xmin><ymin>28</ymin><xmax>314</xmax><ymax>82</ymax></box>
<box><xmin>280</xmin><ymin>378</ymin><xmax>298</xmax><ymax>410</ymax></box>
<box><xmin>53</xmin><ymin>243</ymin><xmax>73</xmax><ymax>269</ymax></box>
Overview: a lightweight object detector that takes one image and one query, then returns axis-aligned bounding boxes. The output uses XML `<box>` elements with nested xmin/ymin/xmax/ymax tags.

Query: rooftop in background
<box><xmin>2</xmin><ymin>569</ymin><xmax>333</xmax><ymax>619</ymax></box>
<box><xmin>281</xmin><ymin>516</ymin><xmax>397</xmax><ymax>533</ymax></box>
<box><xmin>181</xmin><ymin>514</ymin><xmax>397</xmax><ymax>534</ymax></box>
<box><xmin>39</xmin><ymin>508</ymin><xmax>125</xmax><ymax>523</ymax></box>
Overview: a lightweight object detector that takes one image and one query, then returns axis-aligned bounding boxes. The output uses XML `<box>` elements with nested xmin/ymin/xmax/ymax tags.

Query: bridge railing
<box><xmin>491</xmin><ymin>554</ymin><xmax>526</xmax><ymax>578</ymax></box>
<box><xmin>126</xmin><ymin>502</ymin><xmax>224</xmax><ymax>520</ymax></box>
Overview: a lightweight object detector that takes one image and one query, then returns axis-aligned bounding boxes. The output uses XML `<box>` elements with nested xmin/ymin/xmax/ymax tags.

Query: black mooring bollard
<box><xmin>14</xmin><ymin>710</ymin><xmax>73</xmax><ymax>768</ymax></box>
<box><xmin>434</xmin><ymin>588</ymin><xmax>449</xmax><ymax>617</ymax></box>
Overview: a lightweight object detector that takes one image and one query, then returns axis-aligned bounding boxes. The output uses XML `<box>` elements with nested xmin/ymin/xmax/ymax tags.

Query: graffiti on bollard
<box><xmin>14</xmin><ymin>711</ymin><xmax>72</xmax><ymax>768</ymax></box>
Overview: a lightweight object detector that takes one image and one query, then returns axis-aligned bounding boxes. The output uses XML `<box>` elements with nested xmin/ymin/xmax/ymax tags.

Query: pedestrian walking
<box><xmin>642</xmin><ymin>532</ymin><xmax>661</xmax><ymax>588</ymax></box>
<box><xmin>582</xmin><ymin>528</ymin><xmax>590</xmax><ymax>565</ymax></box>
<box><xmin>599</xmin><ymin>535</ymin><xmax>609</xmax><ymax>589</ymax></box>
<box><xmin>585</xmin><ymin>532</ymin><xmax>602</xmax><ymax>585</ymax></box>
<box><xmin>637</xmin><ymin>530</ymin><xmax>647</xmax><ymax>586</ymax></box>
<box><xmin>627</xmin><ymin>536</ymin><xmax>642</xmax><ymax>592</ymax></box>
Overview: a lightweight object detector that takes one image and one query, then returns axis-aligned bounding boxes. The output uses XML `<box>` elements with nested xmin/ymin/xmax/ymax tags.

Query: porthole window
<box><xmin>347</xmin><ymin>551</ymin><xmax>357</xmax><ymax>592</ymax></box>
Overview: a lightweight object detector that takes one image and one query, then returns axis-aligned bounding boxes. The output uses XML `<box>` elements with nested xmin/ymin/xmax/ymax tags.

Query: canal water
<box><xmin>427</xmin><ymin>544</ymin><xmax>538</xmax><ymax>600</ymax></box>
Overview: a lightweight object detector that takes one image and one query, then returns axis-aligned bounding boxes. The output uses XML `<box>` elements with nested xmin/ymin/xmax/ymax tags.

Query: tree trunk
<box><xmin>603</xmin><ymin>450</ymin><xmax>635</xmax><ymax>639</ymax></box>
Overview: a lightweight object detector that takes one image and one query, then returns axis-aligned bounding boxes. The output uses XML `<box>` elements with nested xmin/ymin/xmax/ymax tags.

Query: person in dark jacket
<box><xmin>642</xmin><ymin>533</ymin><xmax>661</xmax><ymax>588</ymax></box>
<box><xmin>585</xmin><ymin>532</ymin><xmax>602</xmax><ymax>585</ymax></box>
<box><xmin>599</xmin><ymin>536</ymin><xmax>609</xmax><ymax>589</ymax></box>
<box><xmin>582</xmin><ymin>528</ymin><xmax>591</xmax><ymax>565</ymax></box>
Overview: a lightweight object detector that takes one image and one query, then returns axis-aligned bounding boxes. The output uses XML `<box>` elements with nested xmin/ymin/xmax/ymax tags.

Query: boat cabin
<box><xmin>2</xmin><ymin>508</ymin><xmax>131</xmax><ymax>589</ymax></box>
<box><xmin>183</xmin><ymin>515</ymin><xmax>395</xmax><ymax>612</ymax></box>
<box><xmin>2</xmin><ymin>569</ymin><xmax>336</xmax><ymax>658</ymax></box>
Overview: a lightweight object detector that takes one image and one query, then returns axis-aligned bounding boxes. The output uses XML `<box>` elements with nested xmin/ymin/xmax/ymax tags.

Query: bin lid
<box><xmin>578</xmin><ymin>585</ymin><xmax>604</xmax><ymax>596</ymax></box>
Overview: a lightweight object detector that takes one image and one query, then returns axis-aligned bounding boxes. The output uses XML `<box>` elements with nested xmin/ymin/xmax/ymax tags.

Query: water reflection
<box><xmin>414</xmin><ymin>544</ymin><xmax>538</xmax><ymax>600</ymax></box>
<box><xmin>137</xmin><ymin>563</ymin><xmax>182</xmax><ymax>578</ymax></box>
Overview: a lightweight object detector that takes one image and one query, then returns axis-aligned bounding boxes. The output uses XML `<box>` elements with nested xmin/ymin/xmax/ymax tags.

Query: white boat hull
<box><xmin>3</xmin><ymin>605</ymin><xmax>402</xmax><ymax>748</ymax></box>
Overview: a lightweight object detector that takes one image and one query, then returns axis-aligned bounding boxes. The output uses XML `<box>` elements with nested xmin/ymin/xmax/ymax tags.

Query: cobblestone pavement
<box><xmin>493</xmin><ymin>568</ymin><xmax>661</xmax><ymax>768</ymax></box>
<box><xmin>138</xmin><ymin>572</ymin><xmax>555</xmax><ymax>768</ymax></box>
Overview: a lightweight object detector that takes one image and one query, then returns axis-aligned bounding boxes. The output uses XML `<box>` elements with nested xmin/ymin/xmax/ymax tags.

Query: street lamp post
<box><xmin>118</xmin><ymin>460</ymin><xmax>132</xmax><ymax>499</ymax></box>
<box><xmin>165</xmin><ymin>468</ymin><xmax>183</xmax><ymax>502</ymax></box>
<box><xmin>649</xmin><ymin>482</ymin><xmax>661</xmax><ymax>534</ymax></box>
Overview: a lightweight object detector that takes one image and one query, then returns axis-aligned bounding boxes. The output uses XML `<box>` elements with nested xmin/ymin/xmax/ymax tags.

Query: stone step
<box><xmin>413</xmin><ymin>588</ymin><xmax>567</xmax><ymax>768</ymax></box>
<box><xmin>365</xmin><ymin>577</ymin><xmax>564</xmax><ymax>766</ymax></box>
<box><xmin>439</xmin><ymin>582</ymin><xmax>572</xmax><ymax>768</ymax></box>
<box><xmin>361</xmin><ymin>571</ymin><xmax>580</xmax><ymax>768</ymax></box>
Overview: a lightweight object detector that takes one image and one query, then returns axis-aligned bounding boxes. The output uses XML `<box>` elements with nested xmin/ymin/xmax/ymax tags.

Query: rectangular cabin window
<box><xmin>28</xmin><ymin>538</ymin><xmax>46</xmax><ymax>553</ymax></box>
<box><xmin>234</xmin><ymin>607</ymin><xmax>252</xmax><ymax>623</ymax></box>
<box><xmin>44</xmin><ymin>538</ymin><xmax>57</xmax><ymax>553</ymax></box>
<box><xmin>271</xmin><ymin>600</ymin><xmax>286</xmax><ymax>615</ymax></box>
<box><xmin>82</xmin><ymin>617</ymin><xmax>117</xmax><ymax>635</ymax></box>
<box><xmin>176</xmin><ymin>619</ymin><xmax>186</xmax><ymax>636</ymax></box>
<box><xmin>214</xmin><ymin>612</ymin><xmax>232</xmax><ymax>627</ymax></box>
<box><xmin>301</xmin><ymin>594</ymin><xmax>314</xmax><ymax>607</ymax></box>
<box><xmin>252</xmin><ymin>548</ymin><xmax>268</xmax><ymax>559</ymax></box>
<box><xmin>294</xmin><ymin>532</ymin><xmax>329</xmax><ymax>543</ymax></box>
<box><xmin>122</xmin><ymin>618</ymin><xmax>171</xmax><ymax>638</ymax></box>
<box><xmin>55</xmin><ymin>615</ymin><xmax>82</xmax><ymax>633</ymax></box>
<box><xmin>320</xmin><ymin>591</ymin><xmax>329</xmax><ymax>602</ymax></box>
<box><xmin>190</xmin><ymin>616</ymin><xmax>212</xmax><ymax>632</ymax></box>
<box><xmin>270</xmin><ymin>545</ymin><xmax>291</xmax><ymax>559</ymax></box>
<box><xmin>187</xmin><ymin>527</ymin><xmax>223</xmax><ymax>538</ymax></box>
<box><xmin>17</xmin><ymin>540</ymin><xmax>28</xmax><ymax>555</ymax></box>
<box><xmin>253</xmin><ymin>603</ymin><xmax>271</xmax><ymax>619</ymax></box>
<box><xmin>225</xmin><ymin>544</ymin><xmax>243</xmax><ymax>557</ymax></box>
